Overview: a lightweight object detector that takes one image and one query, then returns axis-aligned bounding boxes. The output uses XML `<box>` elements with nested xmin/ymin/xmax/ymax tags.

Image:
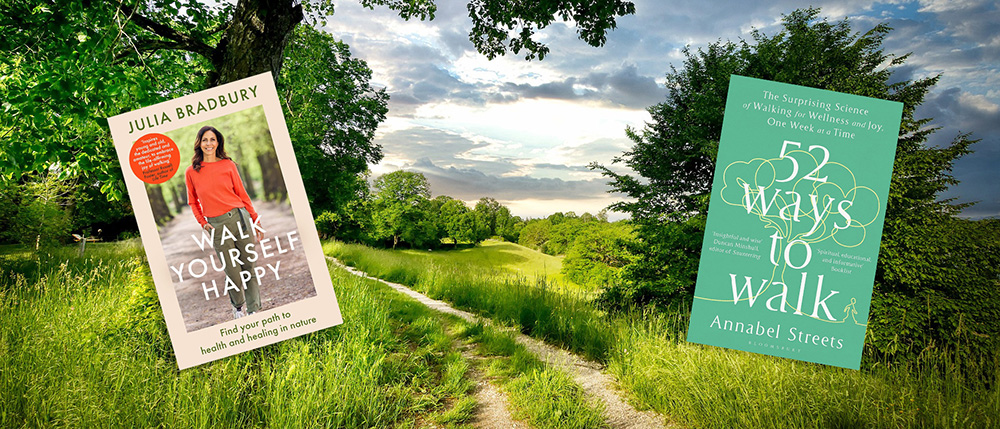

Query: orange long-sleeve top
<box><xmin>185</xmin><ymin>159</ymin><xmax>258</xmax><ymax>227</ymax></box>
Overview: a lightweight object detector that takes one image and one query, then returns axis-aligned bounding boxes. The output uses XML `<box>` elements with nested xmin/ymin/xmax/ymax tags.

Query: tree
<box><xmin>473</xmin><ymin>196</ymin><xmax>521</xmax><ymax>240</ymax></box>
<box><xmin>1</xmin><ymin>1</ymin><xmax>204</xmax><ymax>200</ymax></box>
<box><xmin>7</xmin><ymin>172</ymin><xmax>76</xmax><ymax>248</ymax></box>
<box><xmin>370</xmin><ymin>171</ymin><xmax>434</xmax><ymax>248</ymax></box>
<box><xmin>495</xmin><ymin>206</ymin><xmax>522</xmax><ymax>242</ymax></box>
<box><xmin>315</xmin><ymin>189</ymin><xmax>375</xmax><ymax>243</ymax></box>
<box><xmin>434</xmin><ymin>196</ymin><xmax>468</xmax><ymax>244</ymax></box>
<box><xmin>2</xmin><ymin>0</ymin><xmax>636</xmax><ymax>198</ymax></box>
<box><xmin>518</xmin><ymin>219</ymin><xmax>552</xmax><ymax>252</ymax></box>
<box><xmin>468</xmin><ymin>0</ymin><xmax>636</xmax><ymax>60</ymax></box>
<box><xmin>279</xmin><ymin>26</ymin><xmax>388</xmax><ymax>217</ymax></box>
<box><xmin>593</xmin><ymin>8</ymin><xmax>998</xmax><ymax>364</ymax></box>
<box><xmin>546</xmin><ymin>214</ymin><xmax>581</xmax><ymax>255</ymax></box>
<box><xmin>474</xmin><ymin>197</ymin><xmax>503</xmax><ymax>237</ymax></box>
<box><xmin>455</xmin><ymin>210</ymin><xmax>490</xmax><ymax>245</ymax></box>
<box><xmin>561</xmin><ymin>221</ymin><xmax>635</xmax><ymax>288</ymax></box>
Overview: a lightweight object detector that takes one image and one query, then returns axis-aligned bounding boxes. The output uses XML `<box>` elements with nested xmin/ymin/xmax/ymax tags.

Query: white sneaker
<box><xmin>233</xmin><ymin>308</ymin><xmax>245</xmax><ymax>319</ymax></box>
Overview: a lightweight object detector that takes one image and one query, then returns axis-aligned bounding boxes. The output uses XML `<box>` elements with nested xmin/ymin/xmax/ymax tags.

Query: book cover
<box><xmin>107</xmin><ymin>72</ymin><xmax>342</xmax><ymax>369</ymax></box>
<box><xmin>686</xmin><ymin>75</ymin><xmax>903</xmax><ymax>369</ymax></box>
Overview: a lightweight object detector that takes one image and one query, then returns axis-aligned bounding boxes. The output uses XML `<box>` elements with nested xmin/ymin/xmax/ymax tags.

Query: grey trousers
<box><xmin>207</xmin><ymin>207</ymin><xmax>260</xmax><ymax>314</ymax></box>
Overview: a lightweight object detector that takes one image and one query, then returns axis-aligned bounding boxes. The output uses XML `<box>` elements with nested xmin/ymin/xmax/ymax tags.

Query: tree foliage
<box><xmin>369</xmin><ymin>171</ymin><xmax>436</xmax><ymax>248</ymax></box>
<box><xmin>0</xmin><ymin>1</ymin><xmax>206</xmax><ymax>200</ymax></box>
<box><xmin>517</xmin><ymin>211</ymin><xmax>608</xmax><ymax>256</ymax></box>
<box><xmin>560</xmin><ymin>221</ymin><xmax>635</xmax><ymax>288</ymax></box>
<box><xmin>472</xmin><ymin>197</ymin><xmax>521</xmax><ymax>241</ymax></box>
<box><xmin>279</xmin><ymin>26</ymin><xmax>388</xmax><ymax>216</ymax></box>
<box><xmin>0</xmin><ymin>1</ymin><xmax>392</xmax><ymax>244</ymax></box>
<box><xmin>518</xmin><ymin>218</ymin><xmax>553</xmax><ymax>252</ymax></box>
<box><xmin>467</xmin><ymin>0</ymin><xmax>636</xmax><ymax>60</ymax></box>
<box><xmin>433</xmin><ymin>196</ymin><xmax>488</xmax><ymax>245</ymax></box>
<box><xmin>594</xmin><ymin>8</ymin><xmax>998</xmax><ymax>364</ymax></box>
<box><xmin>354</xmin><ymin>173</ymin><xmax>533</xmax><ymax>249</ymax></box>
<box><xmin>1</xmin><ymin>172</ymin><xmax>76</xmax><ymax>248</ymax></box>
<box><xmin>1</xmin><ymin>0</ymin><xmax>635</xmax><ymax>199</ymax></box>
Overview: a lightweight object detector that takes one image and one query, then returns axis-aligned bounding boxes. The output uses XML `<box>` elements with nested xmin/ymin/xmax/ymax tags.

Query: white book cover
<box><xmin>107</xmin><ymin>72</ymin><xmax>342</xmax><ymax>369</ymax></box>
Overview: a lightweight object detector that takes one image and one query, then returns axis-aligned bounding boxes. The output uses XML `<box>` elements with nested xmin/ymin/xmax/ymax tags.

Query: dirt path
<box><xmin>453</xmin><ymin>338</ymin><xmax>526</xmax><ymax>429</ymax></box>
<box><xmin>329</xmin><ymin>258</ymin><xmax>672</xmax><ymax>429</ymax></box>
<box><xmin>160</xmin><ymin>203</ymin><xmax>317</xmax><ymax>332</ymax></box>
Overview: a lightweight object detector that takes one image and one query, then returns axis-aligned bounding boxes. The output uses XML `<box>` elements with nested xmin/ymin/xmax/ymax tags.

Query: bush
<box><xmin>315</xmin><ymin>210</ymin><xmax>340</xmax><ymax>239</ymax></box>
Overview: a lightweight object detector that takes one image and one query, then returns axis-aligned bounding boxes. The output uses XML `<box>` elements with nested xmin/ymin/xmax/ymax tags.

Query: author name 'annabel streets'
<box><xmin>686</xmin><ymin>75</ymin><xmax>903</xmax><ymax>369</ymax></box>
<box><xmin>108</xmin><ymin>73</ymin><xmax>342</xmax><ymax>369</ymax></box>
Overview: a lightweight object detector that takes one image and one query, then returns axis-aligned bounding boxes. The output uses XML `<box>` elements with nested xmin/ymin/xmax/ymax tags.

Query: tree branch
<box><xmin>117</xmin><ymin>1</ymin><xmax>216</xmax><ymax>60</ymax></box>
<box><xmin>114</xmin><ymin>38</ymin><xmax>191</xmax><ymax>61</ymax></box>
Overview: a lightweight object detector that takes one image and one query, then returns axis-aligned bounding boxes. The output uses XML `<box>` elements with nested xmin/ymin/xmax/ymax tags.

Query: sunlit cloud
<box><xmin>328</xmin><ymin>0</ymin><xmax>1000</xmax><ymax>219</ymax></box>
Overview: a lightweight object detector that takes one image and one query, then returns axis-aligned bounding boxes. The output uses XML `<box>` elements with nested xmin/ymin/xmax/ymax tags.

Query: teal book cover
<box><xmin>686</xmin><ymin>75</ymin><xmax>903</xmax><ymax>369</ymax></box>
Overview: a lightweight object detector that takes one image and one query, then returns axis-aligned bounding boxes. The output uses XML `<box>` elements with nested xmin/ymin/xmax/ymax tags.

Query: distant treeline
<box><xmin>316</xmin><ymin>170</ymin><xmax>632</xmax><ymax>288</ymax></box>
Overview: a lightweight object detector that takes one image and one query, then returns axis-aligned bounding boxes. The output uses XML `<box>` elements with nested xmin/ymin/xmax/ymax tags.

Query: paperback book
<box><xmin>686</xmin><ymin>75</ymin><xmax>903</xmax><ymax>369</ymax></box>
<box><xmin>107</xmin><ymin>72</ymin><xmax>342</xmax><ymax>369</ymax></box>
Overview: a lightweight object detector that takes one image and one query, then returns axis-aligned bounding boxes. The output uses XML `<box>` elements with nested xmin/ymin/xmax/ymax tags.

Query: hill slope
<box><xmin>398</xmin><ymin>239</ymin><xmax>579</xmax><ymax>289</ymax></box>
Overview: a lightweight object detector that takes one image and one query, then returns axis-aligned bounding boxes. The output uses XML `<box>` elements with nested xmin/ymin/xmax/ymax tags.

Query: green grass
<box><xmin>327</xmin><ymin>240</ymin><xmax>613</xmax><ymax>362</ymax></box>
<box><xmin>610</xmin><ymin>309</ymin><xmax>1000</xmax><ymax>428</ymax></box>
<box><xmin>399</xmin><ymin>239</ymin><xmax>576</xmax><ymax>289</ymax></box>
<box><xmin>0</xmin><ymin>243</ymin><xmax>476</xmax><ymax>427</ymax></box>
<box><xmin>328</xmin><ymin>239</ymin><xmax>1000</xmax><ymax>428</ymax></box>
<box><xmin>453</xmin><ymin>321</ymin><xmax>607</xmax><ymax>429</ymax></box>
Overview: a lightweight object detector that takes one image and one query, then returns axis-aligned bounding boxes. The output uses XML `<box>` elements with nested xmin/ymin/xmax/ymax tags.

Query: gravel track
<box><xmin>328</xmin><ymin>257</ymin><xmax>673</xmax><ymax>428</ymax></box>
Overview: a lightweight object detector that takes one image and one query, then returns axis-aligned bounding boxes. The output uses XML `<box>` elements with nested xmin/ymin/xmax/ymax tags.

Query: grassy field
<box><xmin>0</xmin><ymin>241</ymin><xmax>473</xmax><ymax>427</ymax></box>
<box><xmin>5</xmin><ymin>240</ymin><xmax>997</xmax><ymax>427</ymax></box>
<box><xmin>399</xmin><ymin>240</ymin><xmax>580</xmax><ymax>292</ymax></box>
<box><xmin>327</xmin><ymin>241</ymin><xmax>612</xmax><ymax>362</ymax></box>
<box><xmin>329</xmin><ymin>240</ymin><xmax>1000</xmax><ymax>428</ymax></box>
<box><xmin>0</xmin><ymin>241</ymin><xmax>613</xmax><ymax>428</ymax></box>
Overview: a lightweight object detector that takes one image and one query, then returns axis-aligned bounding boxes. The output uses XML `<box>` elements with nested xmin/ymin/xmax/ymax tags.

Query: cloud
<box><xmin>326</xmin><ymin>0</ymin><xmax>999</xmax><ymax>219</ymax></box>
<box><xmin>880</xmin><ymin>1</ymin><xmax>1000</xmax><ymax>95</ymax></box>
<box><xmin>375</xmin><ymin>126</ymin><xmax>523</xmax><ymax>176</ymax></box>
<box><xmin>502</xmin><ymin>79</ymin><xmax>579</xmax><ymax>101</ymax></box>
<box><xmin>530</xmin><ymin>163</ymin><xmax>592</xmax><ymax>172</ymax></box>
<box><xmin>399</xmin><ymin>158</ymin><xmax>615</xmax><ymax>203</ymax></box>
<box><xmin>374</xmin><ymin>125</ymin><xmax>636</xmax><ymax>182</ymax></box>
<box><xmin>918</xmin><ymin>87</ymin><xmax>1000</xmax><ymax>218</ymax></box>
<box><xmin>887</xmin><ymin>64</ymin><xmax>920</xmax><ymax>86</ymax></box>
<box><xmin>917</xmin><ymin>0</ymin><xmax>988</xmax><ymax>13</ymax></box>
<box><xmin>584</xmin><ymin>64</ymin><xmax>664</xmax><ymax>108</ymax></box>
<box><xmin>488</xmin><ymin>63</ymin><xmax>664</xmax><ymax>109</ymax></box>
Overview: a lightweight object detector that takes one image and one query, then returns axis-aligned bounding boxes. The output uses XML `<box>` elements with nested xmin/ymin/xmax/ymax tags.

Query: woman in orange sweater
<box><xmin>185</xmin><ymin>125</ymin><xmax>261</xmax><ymax>319</ymax></box>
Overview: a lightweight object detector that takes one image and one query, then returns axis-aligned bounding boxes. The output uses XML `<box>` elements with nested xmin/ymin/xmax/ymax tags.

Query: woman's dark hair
<box><xmin>191</xmin><ymin>126</ymin><xmax>232</xmax><ymax>172</ymax></box>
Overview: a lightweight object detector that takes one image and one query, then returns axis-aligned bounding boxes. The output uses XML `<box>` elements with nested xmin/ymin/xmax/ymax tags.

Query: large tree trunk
<box><xmin>238</xmin><ymin>163</ymin><xmax>258</xmax><ymax>200</ymax></box>
<box><xmin>256</xmin><ymin>150</ymin><xmax>286</xmax><ymax>201</ymax></box>
<box><xmin>121</xmin><ymin>0</ymin><xmax>302</xmax><ymax>87</ymax></box>
<box><xmin>209</xmin><ymin>0</ymin><xmax>303</xmax><ymax>86</ymax></box>
<box><xmin>169</xmin><ymin>182</ymin><xmax>186</xmax><ymax>213</ymax></box>
<box><xmin>147</xmin><ymin>184</ymin><xmax>173</xmax><ymax>225</ymax></box>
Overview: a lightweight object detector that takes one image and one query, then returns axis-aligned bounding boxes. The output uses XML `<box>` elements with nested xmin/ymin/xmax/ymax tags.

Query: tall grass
<box><xmin>454</xmin><ymin>321</ymin><xmax>607</xmax><ymax>429</ymax></box>
<box><xmin>327</xmin><ymin>240</ymin><xmax>614</xmax><ymax>362</ymax></box>
<box><xmin>610</xmin><ymin>309</ymin><xmax>999</xmax><ymax>428</ymax></box>
<box><xmin>328</xmin><ymin>240</ymin><xmax>1000</xmax><ymax>428</ymax></box>
<box><xmin>0</xmin><ymin>243</ymin><xmax>474</xmax><ymax>427</ymax></box>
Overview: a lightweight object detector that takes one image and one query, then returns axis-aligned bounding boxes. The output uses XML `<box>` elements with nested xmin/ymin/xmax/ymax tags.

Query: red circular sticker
<box><xmin>129</xmin><ymin>133</ymin><xmax>180</xmax><ymax>184</ymax></box>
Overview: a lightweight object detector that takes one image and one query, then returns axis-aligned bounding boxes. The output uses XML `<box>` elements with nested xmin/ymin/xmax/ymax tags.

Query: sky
<box><xmin>322</xmin><ymin>0</ymin><xmax>999</xmax><ymax>220</ymax></box>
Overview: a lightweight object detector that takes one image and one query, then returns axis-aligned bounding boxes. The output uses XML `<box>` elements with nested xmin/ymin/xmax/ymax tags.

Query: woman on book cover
<box><xmin>185</xmin><ymin>125</ymin><xmax>262</xmax><ymax>319</ymax></box>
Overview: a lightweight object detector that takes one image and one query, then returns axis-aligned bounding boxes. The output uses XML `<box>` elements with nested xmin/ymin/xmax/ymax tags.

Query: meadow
<box><xmin>328</xmin><ymin>240</ymin><xmax>1000</xmax><ymax>428</ymax></box>
<box><xmin>397</xmin><ymin>240</ymin><xmax>578</xmax><ymax>292</ymax></box>
<box><xmin>3</xmin><ymin>239</ymin><xmax>996</xmax><ymax>428</ymax></box>
<box><xmin>0</xmin><ymin>241</ymin><xmax>605</xmax><ymax>428</ymax></box>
